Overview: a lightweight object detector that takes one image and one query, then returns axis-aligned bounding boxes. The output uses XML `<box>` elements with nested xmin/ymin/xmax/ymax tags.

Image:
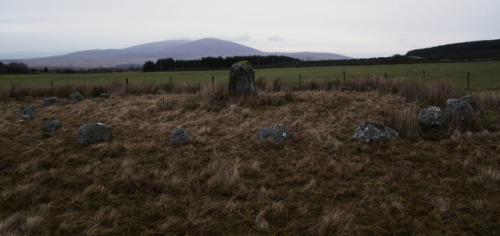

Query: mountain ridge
<box><xmin>2</xmin><ymin>38</ymin><xmax>351</xmax><ymax>68</ymax></box>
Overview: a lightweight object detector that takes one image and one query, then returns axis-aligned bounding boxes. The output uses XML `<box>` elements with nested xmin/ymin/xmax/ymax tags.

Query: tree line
<box><xmin>0</xmin><ymin>62</ymin><xmax>30</xmax><ymax>74</ymax></box>
<box><xmin>143</xmin><ymin>55</ymin><xmax>301</xmax><ymax>72</ymax></box>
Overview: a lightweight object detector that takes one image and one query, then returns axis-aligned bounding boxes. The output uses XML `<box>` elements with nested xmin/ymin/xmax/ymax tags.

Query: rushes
<box><xmin>385</xmin><ymin>102</ymin><xmax>420</xmax><ymax>140</ymax></box>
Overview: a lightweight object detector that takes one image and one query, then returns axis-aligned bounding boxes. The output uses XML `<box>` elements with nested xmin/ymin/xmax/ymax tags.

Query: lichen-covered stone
<box><xmin>460</xmin><ymin>95</ymin><xmax>485</xmax><ymax>115</ymax></box>
<box><xmin>444</xmin><ymin>98</ymin><xmax>474</xmax><ymax>123</ymax></box>
<box><xmin>19</xmin><ymin>115</ymin><xmax>36</xmax><ymax>122</ymax></box>
<box><xmin>42</xmin><ymin>97</ymin><xmax>60</xmax><ymax>107</ymax></box>
<box><xmin>169</xmin><ymin>126</ymin><xmax>191</xmax><ymax>145</ymax></box>
<box><xmin>417</xmin><ymin>106</ymin><xmax>447</xmax><ymax>130</ymax></box>
<box><xmin>353</xmin><ymin>122</ymin><xmax>398</xmax><ymax>143</ymax></box>
<box><xmin>43</xmin><ymin>120</ymin><xmax>62</xmax><ymax>133</ymax></box>
<box><xmin>18</xmin><ymin>105</ymin><xmax>36</xmax><ymax>117</ymax></box>
<box><xmin>99</xmin><ymin>93</ymin><xmax>110</xmax><ymax>98</ymax></box>
<box><xmin>228</xmin><ymin>61</ymin><xmax>256</xmax><ymax>94</ymax></box>
<box><xmin>69</xmin><ymin>92</ymin><xmax>84</xmax><ymax>102</ymax></box>
<box><xmin>257</xmin><ymin>124</ymin><xmax>290</xmax><ymax>144</ymax></box>
<box><xmin>77</xmin><ymin>122</ymin><xmax>111</xmax><ymax>144</ymax></box>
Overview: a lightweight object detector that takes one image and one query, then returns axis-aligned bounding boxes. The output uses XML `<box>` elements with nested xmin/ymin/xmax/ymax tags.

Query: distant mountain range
<box><xmin>2</xmin><ymin>38</ymin><xmax>351</xmax><ymax>68</ymax></box>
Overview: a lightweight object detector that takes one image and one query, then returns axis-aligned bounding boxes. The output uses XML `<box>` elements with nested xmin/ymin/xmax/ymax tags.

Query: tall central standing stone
<box><xmin>228</xmin><ymin>61</ymin><xmax>256</xmax><ymax>94</ymax></box>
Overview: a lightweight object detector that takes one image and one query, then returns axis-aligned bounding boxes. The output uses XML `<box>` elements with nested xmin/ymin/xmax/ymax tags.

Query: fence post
<box><xmin>212</xmin><ymin>75</ymin><xmax>214</xmax><ymax>85</ymax></box>
<box><xmin>466</xmin><ymin>72</ymin><xmax>470</xmax><ymax>91</ymax></box>
<box><xmin>299</xmin><ymin>74</ymin><xmax>302</xmax><ymax>87</ymax></box>
<box><xmin>384</xmin><ymin>73</ymin><xmax>387</xmax><ymax>78</ymax></box>
<box><xmin>126</xmin><ymin>78</ymin><xmax>129</xmax><ymax>92</ymax></box>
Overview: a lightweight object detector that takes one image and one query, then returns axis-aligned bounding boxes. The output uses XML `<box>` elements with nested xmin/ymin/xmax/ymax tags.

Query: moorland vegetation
<box><xmin>1</xmin><ymin>75</ymin><xmax>499</xmax><ymax>234</ymax></box>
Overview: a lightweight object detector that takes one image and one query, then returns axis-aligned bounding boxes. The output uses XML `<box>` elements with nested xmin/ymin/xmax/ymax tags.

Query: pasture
<box><xmin>1</xmin><ymin>61</ymin><xmax>500</xmax><ymax>90</ymax></box>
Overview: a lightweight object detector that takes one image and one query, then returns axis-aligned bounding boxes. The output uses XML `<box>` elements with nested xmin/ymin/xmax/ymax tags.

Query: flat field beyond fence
<box><xmin>1</xmin><ymin>61</ymin><xmax>499</xmax><ymax>90</ymax></box>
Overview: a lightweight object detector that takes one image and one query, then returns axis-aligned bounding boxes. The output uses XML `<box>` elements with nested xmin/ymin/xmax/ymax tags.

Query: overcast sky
<box><xmin>1</xmin><ymin>0</ymin><xmax>499</xmax><ymax>59</ymax></box>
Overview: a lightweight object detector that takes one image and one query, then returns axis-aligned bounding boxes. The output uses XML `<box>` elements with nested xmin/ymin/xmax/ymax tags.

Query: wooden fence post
<box><xmin>422</xmin><ymin>70</ymin><xmax>426</xmax><ymax>84</ymax></box>
<box><xmin>126</xmin><ymin>78</ymin><xmax>129</xmax><ymax>92</ymax></box>
<box><xmin>212</xmin><ymin>75</ymin><xmax>214</xmax><ymax>85</ymax></box>
<box><xmin>466</xmin><ymin>72</ymin><xmax>470</xmax><ymax>91</ymax></box>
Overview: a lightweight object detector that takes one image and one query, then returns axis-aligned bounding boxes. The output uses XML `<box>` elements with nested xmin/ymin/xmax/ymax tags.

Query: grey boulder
<box><xmin>77</xmin><ymin>122</ymin><xmax>112</xmax><ymax>144</ymax></box>
<box><xmin>42</xmin><ymin>97</ymin><xmax>60</xmax><ymax>107</ymax></box>
<box><xmin>18</xmin><ymin>105</ymin><xmax>36</xmax><ymax>122</ymax></box>
<box><xmin>99</xmin><ymin>93</ymin><xmax>110</xmax><ymax>98</ymax></box>
<box><xmin>460</xmin><ymin>95</ymin><xmax>485</xmax><ymax>115</ymax></box>
<box><xmin>169</xmin><ymin>126</ymin><xmax>191</xmax><ymax>145</ymax></box>
<box><xmin>228</xmin><ymin>61</ymin><xmax>256</xmax><ymax>94</ymax></box>
<box><xmin>444</xmin><ymin>98</ymin><xmax>474</xmax><ymax>123</ymax></box>
<box><xmin>353</xmin><ymin>122</ymin><xmax>398</xmax><ymax>143</ymax></box>
<box><xmin>69</xmin><ymin>92</ymin><xmax>84</xmax><ymax>102</ymax></box>
<box><xmin>18</xmin><ymin>105</ymin><xmax>36</xmax><ymax>117</ymax></box>
<box><xmin>19</xmin><ymin>115</ymin><xmax>36</xmax><ymax>122</ymax></box>
<box><xmin>257</xmin><ymin>124</ymin><xmax>290</xmax><ymax>144</ymax></box>
<box><xmin>43</xmin><ymin>120</ymin><xmax>62</xmax><ymax>133</ymax></box>
<box><xmin>417</xmin><ymin>106</ymin><xmax>447</xmax><ymax>130</ymax></box>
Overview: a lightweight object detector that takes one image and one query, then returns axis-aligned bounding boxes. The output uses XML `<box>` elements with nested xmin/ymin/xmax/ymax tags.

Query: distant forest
<box><xmin>143</xmin><ymin>55</ymin><xmax>300</xmax><ymax>72</ymax></box>
<box><xmin>406</xmin><ymin>39</ymin><xmax>500</xmax><ymax>60</ymax></box>
<box><xmin>142</xmin><ymin>40</ymin><xmax>500</xmax><ymax>72</ymax></box>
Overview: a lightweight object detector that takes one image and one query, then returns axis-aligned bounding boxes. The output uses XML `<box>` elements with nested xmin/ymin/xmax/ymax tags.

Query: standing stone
<box><xmin>257</xmin><ymin>124</ymin><xmax>290</xmax><ymax>144</ymax></box>
<box><xmin>460</xmin><ymin>95</ymin><xmax>485</xmax><ymax>115</ymax></box>
<box><xmin>77</xmin><ymin>122</ymin><xmax>112</xmax><ymax>144</ymax></box>
<box><xmin>228</xmin><ymin>61</ymin><xmax>256</xmax><ymax>94</ymax></box>
<box><xmin>417</xmin><ymin>106</ymin><xmax>447</xmax><ymax>130</ymax></box>
<box><xmin>353</xmin><ymin>122</ymin><xmax>398</xmax><ymax>143</ymax></box>
<box><xmin>169</xmin><ymin>126</ymin><xmax>191</xmax><ymax>145</ymax></box>
<box><xmin>42</xmin><ymin>97</ymin><xmax>60</xmax><ymax>107</ymax></box>
<box><xmin>444</xmin><ymin>98</ymin><xmax>474</xmax><ymax>123</ymax></box>
<box><xmin>69</xmin><ymin>92</ymin><xmax>84</xmax><ymax>102</ymax></box>
<box><xmin>43</xmin><ymin>120</ymin><xmax>62</xmax><ymax>133</ymax></box>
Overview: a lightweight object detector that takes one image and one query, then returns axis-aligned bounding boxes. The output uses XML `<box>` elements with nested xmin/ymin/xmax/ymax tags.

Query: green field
<box><xmin>1</xmin><ymin>61</ymin><xmax>499</xmax><ymax>90</ymax></box>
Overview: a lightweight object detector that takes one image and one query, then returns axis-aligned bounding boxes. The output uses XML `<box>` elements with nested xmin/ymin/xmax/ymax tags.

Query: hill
<box><xmin>406</xmin><ymin>39</ymin><xmax>500</xmax><ymax>60</ymax></box>
<box><xmin>3</xmin><ymin>38</ymin><xmax>351</xmax><ymax>68</ymax></box>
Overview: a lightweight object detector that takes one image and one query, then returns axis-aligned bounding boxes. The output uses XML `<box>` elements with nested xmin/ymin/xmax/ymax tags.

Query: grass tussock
<box><xmin>1</xmin><ymin>76</ymin><xmax>500</xmax><ymax>234</ymax></box>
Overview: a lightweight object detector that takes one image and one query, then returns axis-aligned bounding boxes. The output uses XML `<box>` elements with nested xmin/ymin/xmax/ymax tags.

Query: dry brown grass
<box><xmin>1</xmin><ymin>79</ymin><xmax>500</xmax><ymax>234</ymax></box>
